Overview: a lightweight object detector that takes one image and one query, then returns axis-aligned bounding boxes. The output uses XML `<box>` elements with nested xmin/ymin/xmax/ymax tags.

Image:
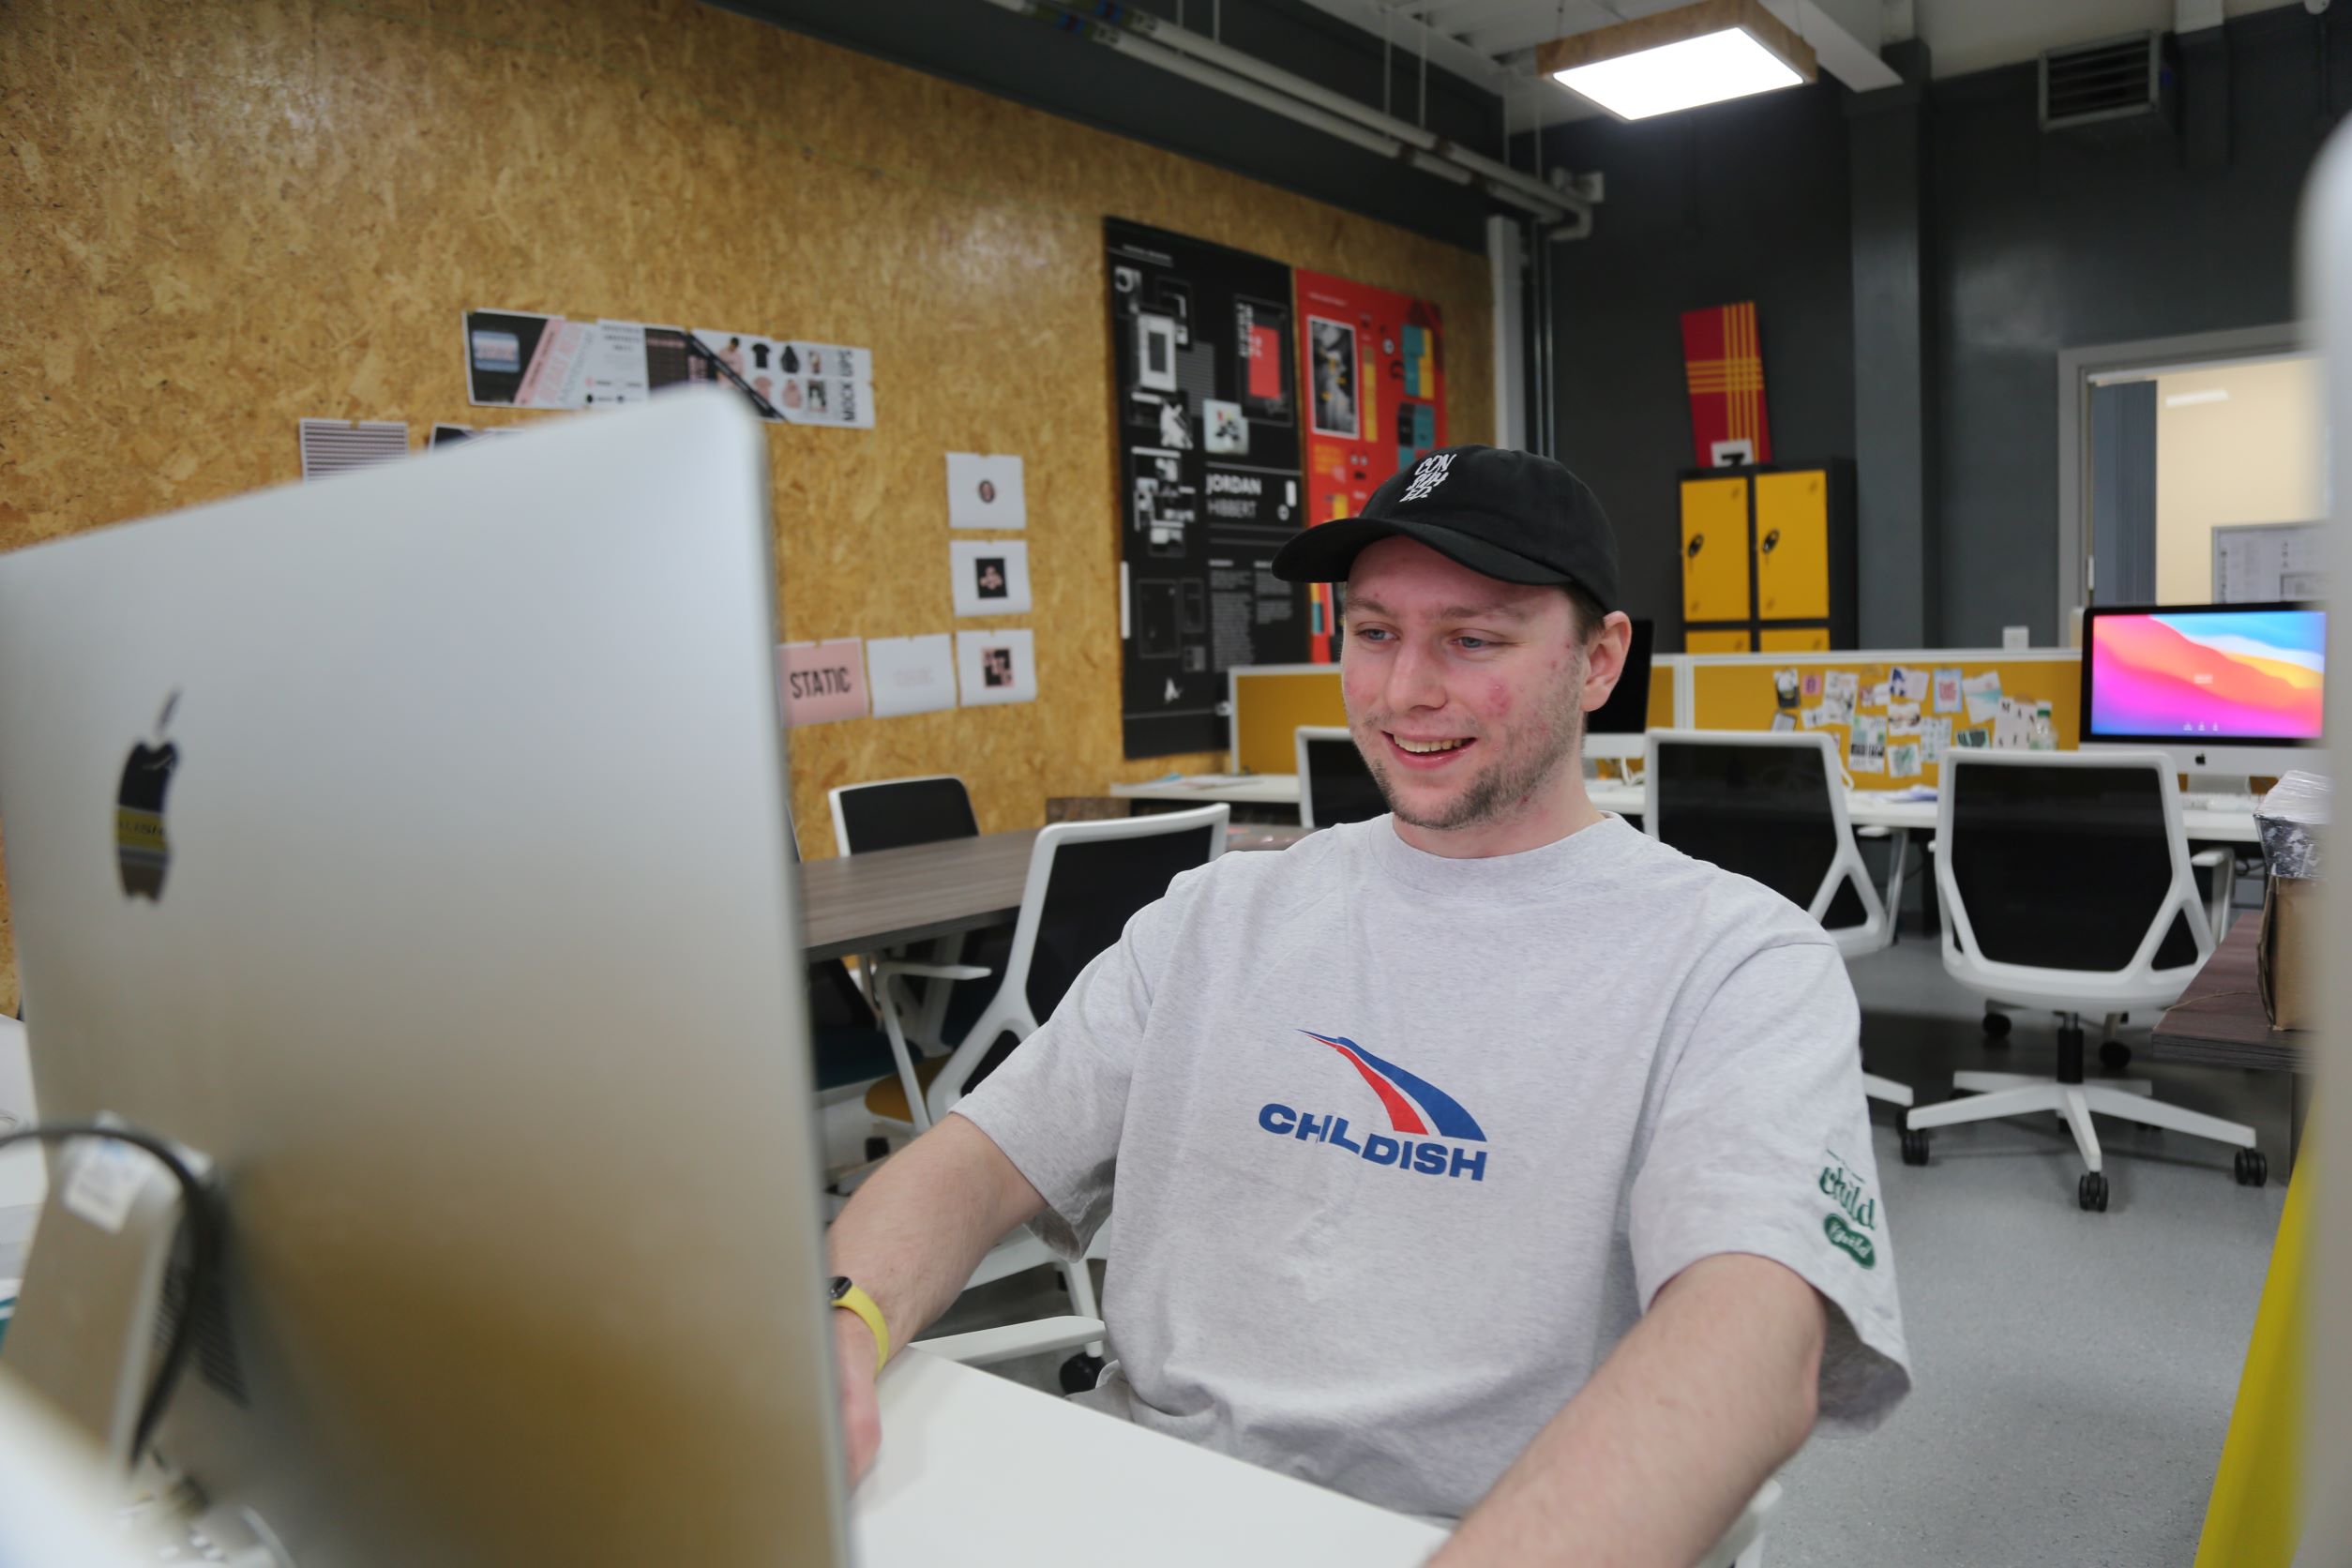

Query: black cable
<box><xmin>0</xmin><ymin>1122</ymin><xmax>222</xmax><ymax>1461</ymax></box>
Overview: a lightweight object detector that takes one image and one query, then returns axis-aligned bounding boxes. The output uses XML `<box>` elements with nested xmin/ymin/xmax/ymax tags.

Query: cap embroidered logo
<box><xmin>1398</xmin><ymin>451</ymin><xmax>1455</xmax><ymax>505</ymax></box>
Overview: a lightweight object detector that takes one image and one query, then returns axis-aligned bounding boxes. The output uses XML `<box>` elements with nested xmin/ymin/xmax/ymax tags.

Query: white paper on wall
<box><xmin>950</xmin><ymin>538</ymin><xmax>1033</xmax><ymax>617</ymax></box>
<box><xmin>947</xmin><ymin>453</ymin><xmax>1029</xmax><ymax>530</ymax></box>
<box><xmin>956</xmin><ymin>628</ymin><xmax>1038</xmax><ymax>707</ymax></box>
<box><xmin>866</xmin><ymin>634</ymin><xmax>958</xmax><ymax>718</ymax></box>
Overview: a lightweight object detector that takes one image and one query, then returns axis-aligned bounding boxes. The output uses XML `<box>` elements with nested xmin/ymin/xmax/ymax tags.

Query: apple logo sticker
<box><xmin>116</xmin><ymin>691</ymin><xmax>180</xmax><ymax>900</ymax></box>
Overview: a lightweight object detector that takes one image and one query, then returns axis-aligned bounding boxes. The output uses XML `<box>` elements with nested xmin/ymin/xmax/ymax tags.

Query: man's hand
<box><xmin>833</xmin><ymin>1307</ymin><xmax>885</xmax><ymax>1484</ymax></box>
<box><xmin>824</xmin><ymin>1113</ymin><xmax>1051</xmax><ymax>1489</ymax></box>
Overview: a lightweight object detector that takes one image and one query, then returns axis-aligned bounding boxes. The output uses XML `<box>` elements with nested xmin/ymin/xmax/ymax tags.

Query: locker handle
<box><xmin>1686</xmin><ymin>534</ymin><xmax>1704</xmax><ymax>559</ymax></box>
<box><xmin>1760</xmin><ymin>528</ymin><xmax>1781</xmax><ymax>556</ymax></box>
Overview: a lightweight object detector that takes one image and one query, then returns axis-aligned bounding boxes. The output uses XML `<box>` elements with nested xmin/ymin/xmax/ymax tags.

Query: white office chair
<box><xmin>1294</xmin><ymin>725</ymin><xmax>1387</xmax><ymax>829</ymax></box>
<box><xmin>1903</xmin><ymin>749</ymin><xmax>2266</xmax><ymax>1212</ymax></box>
<box><xmin>1643</xmin><ymin>730</ymin><xmax>1913</xmax><ymax>1110</ymax></box>
<box><xmin>863</xmin><ymin>805</ymin><xmax>1229</xmax><ymax>1389</ymax></box>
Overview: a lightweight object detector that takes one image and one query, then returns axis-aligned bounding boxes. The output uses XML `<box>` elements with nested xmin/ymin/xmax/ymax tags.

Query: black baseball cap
<box><xmin>1269</xmin><ymin>445</ymin><xmax>1620</xmax><ymax>611</ymax></box>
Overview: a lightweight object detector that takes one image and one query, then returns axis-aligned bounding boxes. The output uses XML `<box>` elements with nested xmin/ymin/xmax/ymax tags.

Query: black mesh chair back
<box><xmin>832</xmin><ymin>775</ymin><xmax>979</xmax><ymax>854</ymax></box>
<box><xmin>1024</xmin><ymin>813</ymin><xmax>1226</xmax><ymax>1021</ymax></box>
<box><xmin>1651</xmin><ymin>733</ymin><xmax>1870</xmax><ymax>931</ymax></box>
<box><xmin>1297</xmin><ymin>728</ymin><xmax>1389</xmax><ymax>829</ymax></box>
<box><xmin>1944</xmin><ymin>756</ymin><xmax>2202</xmax><ymax>972</ymax></box>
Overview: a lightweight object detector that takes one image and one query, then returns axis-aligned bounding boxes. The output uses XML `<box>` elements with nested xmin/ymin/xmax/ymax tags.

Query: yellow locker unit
<box><xmin>1678</xmin><ymin>462</ymin><xmax>1855</xmax><ymax>653</ymax></box>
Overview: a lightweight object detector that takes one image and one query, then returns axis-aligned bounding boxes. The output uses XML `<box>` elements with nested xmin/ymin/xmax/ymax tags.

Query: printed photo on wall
<box><xmin>947</xmin><ymin>452</ymin><xmax>1028</xmax><ymax>529</ymax></box>
<box><xmin>956</xmin><ymin>628</ymin><xmax>1038</xmax><ymax>707</ymax></box>
<box><xmin>1307</xmin><ymin>316</ymin><xmax>1360</xmax><ymax>437</ymax></box>
<box><xmin>1203</xmin><ymin>399</ymin><xmax>1249</xmax><ymax>456</ymax></box>
<box><xmin>949</xmin><ymin>538</ymin><xmax>1033</xmax><ymax>617</ymax></box>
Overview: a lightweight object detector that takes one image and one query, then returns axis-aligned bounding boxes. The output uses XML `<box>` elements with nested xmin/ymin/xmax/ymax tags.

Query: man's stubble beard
<box><xmin>1359</xmin><ymin>647</ymin><xmax>1590</xmax><ymax>834</ymax></box>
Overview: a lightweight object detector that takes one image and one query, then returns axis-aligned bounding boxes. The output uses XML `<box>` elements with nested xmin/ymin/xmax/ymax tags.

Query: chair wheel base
<box><xmin>2236</xmin><ymin>1148</ymin><xmax>2269</xmax><ymax>1187</ymax></box>
<box><xmin>2079</xmin><ymin>1171</ymin><xmax>2109</xmax><ymax>1212</ymax></box>
<box><xmin>1900</xmin><ymin>1128</ymin><xmax>1930</xmax><ymax>1167</ymax></box>
<box><xmin>1059</xmin><ymin>1351</ymin><xmax>1106</xmax><ymax>1395</ymax></box>
<box><xmin>2100</xmin><ymin>1039</ymin><xmax>2133</xmax><ymax>1071</ymax></box>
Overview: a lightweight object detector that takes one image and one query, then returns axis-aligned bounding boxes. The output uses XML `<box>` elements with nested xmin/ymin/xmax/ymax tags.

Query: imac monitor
<box><xmin>0</xmin><ymin>393</ymin><xmax>850</xmax><ymax>1564</ymax></box>
<box><xmin>1582</xmin><ymin>617</ymin><xmax>1657</xmax><ymax>763</ymax></box>
<box><xmin>2081</xmin><ymin>602</ymin><xmax>2326</xmax><ymax>777</ymax></box>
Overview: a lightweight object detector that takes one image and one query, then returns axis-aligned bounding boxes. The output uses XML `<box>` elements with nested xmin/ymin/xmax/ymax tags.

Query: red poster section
<box><xmin>1294</xmin><ymin>270</ymin><xmax>1447</xmax><ymax>663</ymax></box>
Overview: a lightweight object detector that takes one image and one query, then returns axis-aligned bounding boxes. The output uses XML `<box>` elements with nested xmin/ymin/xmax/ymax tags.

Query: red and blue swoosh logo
<box><xmin>1299</xmin><ymin>1031</ymin><xmax>1485</xmax><ymax>1142</ymax></box>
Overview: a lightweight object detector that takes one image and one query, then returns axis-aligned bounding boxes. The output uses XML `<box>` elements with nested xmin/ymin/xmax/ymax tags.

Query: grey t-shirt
<box><xmin>952</xmin><ymin>813</ymin><xmax>1910</xmax><ymax>1521</ymax></box>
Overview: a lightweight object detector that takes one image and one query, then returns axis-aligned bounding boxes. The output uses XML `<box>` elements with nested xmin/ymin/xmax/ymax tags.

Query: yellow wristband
<box><xmin>830</xmin><ymin>1282</ymin><xmax>889</xmax><ymax>1372</ymax></box>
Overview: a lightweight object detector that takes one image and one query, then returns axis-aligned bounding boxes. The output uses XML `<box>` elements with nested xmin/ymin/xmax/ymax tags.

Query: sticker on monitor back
<box><xmin>62</xmin><ymin>1138</ymin><xmax>155</xmax><ymax>1235</ymax></box>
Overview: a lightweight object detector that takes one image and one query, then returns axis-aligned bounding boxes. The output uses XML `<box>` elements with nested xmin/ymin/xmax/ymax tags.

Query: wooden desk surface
<box><xmin>2149</xmin><ymin>915</ymin><xmax>2308</xmax><ymax>1074</ymax></box>
<box><xmin>797</xmin><ymin>829</ymin><xmax>1042</xmax><ymax>962</ymax></box>
<box><xmin>798</xmin><ymin>823</ymin><xmax>1304</xmax><ymax>960</ymax></box>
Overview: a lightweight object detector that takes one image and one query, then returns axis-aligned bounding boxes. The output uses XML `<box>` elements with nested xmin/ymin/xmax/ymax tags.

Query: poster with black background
<box><xmin>1108</xmin><ymin>219</ymin><xmax>1307</xmax><ymax>759</ymax></box>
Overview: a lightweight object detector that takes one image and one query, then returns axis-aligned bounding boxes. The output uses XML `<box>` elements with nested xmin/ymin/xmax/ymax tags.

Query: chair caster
<box><xmin>2078</xmin><ymin>1171</ymin><xmax>2109</xmax><ymax>1213</ymax></box>
<box><xmin>2236</xmin><ymin>1148</ymin><xmax>2269</xmax><ymax>1188</ymax></box>
<box><xmin>2099</xmin><ymin>1039</ymin><xmax>2132</xmax><ymax>1071</ymax></box>
<box><xmin>866</xmin><ymin>1136</ymin><xmax>890</xmax><ymax>1162</ymax></box>
<box><xmin>1901</xmin><ymin>1128</ymin><xmax>1930</xmax><ymax>1167</ymax></box>
<box><xmin>1059</xmin><ymin>1352</ymin><xmax>1106</xmax><ymax>1395</ymax></box>
<box><xmin>1983</xmin><ymin>1010</ymin><xmax>2012</xmax><ymax>1041</ymax></box>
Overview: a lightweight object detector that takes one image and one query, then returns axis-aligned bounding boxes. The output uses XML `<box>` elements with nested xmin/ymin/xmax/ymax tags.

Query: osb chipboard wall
<box><xmin>0</xmin><ymin>0</ymin><xmax>1494</xmax><ymax>1015</ymax></box>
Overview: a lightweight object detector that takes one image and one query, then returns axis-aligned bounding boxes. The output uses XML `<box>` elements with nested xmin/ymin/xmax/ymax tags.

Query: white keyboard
<box><xmin>2180</xmin><ymin>792</ymin><xmax>2262</xmax><ymax>814</ymax></box>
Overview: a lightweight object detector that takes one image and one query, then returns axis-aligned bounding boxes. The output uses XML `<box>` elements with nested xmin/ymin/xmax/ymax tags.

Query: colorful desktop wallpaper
<box><xmin>2088</xmin><ymin>611</ymin><xmax>2326</xmax><ymax>739</ymax></box>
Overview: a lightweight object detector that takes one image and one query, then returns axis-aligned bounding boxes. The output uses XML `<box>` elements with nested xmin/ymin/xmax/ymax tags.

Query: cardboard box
<box><xmin>2258</xmin><ymin>876</ymin><xmax>2323</xmax><ymax>1031</ymax></box>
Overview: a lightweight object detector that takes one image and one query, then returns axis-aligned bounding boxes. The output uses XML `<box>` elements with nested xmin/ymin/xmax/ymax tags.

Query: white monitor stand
<box><xmin>2085</xmin><ymin>740</ymin><xmax>2313</xmax><ymax>797</ymax></box>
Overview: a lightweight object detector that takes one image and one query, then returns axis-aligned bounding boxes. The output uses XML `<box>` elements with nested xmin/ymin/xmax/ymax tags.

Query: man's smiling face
<box><xmin>1340</xmin><ymin>536</ymin><xmax>1615</xmax><ymax>844</ymax></box>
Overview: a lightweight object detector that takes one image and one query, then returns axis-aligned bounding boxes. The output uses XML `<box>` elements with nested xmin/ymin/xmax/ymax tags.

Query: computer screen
<box><xmin>2082</xmin><ymin>603</ymin><xmax>2325</xmax><ymax>745</ymax></box>
<box><xmin>1588</xmin><ymin>617</ymin><xmax>1656</xmax><ymax>735</ymax></box>
<box><xmin>0</xmin><ymin>392</ymin><xmax>851</xmax><ymax>1564</ymax></box>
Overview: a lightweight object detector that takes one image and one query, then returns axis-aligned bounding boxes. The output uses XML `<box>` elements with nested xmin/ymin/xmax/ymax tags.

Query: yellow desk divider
<box><xmin>1684</xmin><ymin>649</ymin><xmax>2082</xmax><ymax>789</ymax></box>
<box><xmin>1228</xmin><ymin>659</ymin><xmax>1682</xmax><ymax>776</ymax></box>
<box><xmin>2193</xmin><ymin>1156</ymin><xmax>2306</xmax><ymax>1568</ymax></box>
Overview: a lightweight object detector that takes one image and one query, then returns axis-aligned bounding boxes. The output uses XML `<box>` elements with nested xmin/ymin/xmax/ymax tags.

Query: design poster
<box><xmin>1294</xmin><ymin>270</ymin><xmax>1446</xmax><ymax>663</ymax></box>
<box><xmin>1108</xmin><ymin>219</ymin><xmax>1307</xmax><ymax>759</ymax></box>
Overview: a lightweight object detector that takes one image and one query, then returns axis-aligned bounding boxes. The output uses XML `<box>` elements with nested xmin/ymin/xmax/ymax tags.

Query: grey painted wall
<box><xmin>1928</xmin><ymin>8</ymin><xmax>2350</xmax><ymax>644</ymax></box>
<box><xmin>1535</xmin><ymin>88</ymin><xmax>1859</xmax><ymax>649</ymax></box>
<box><xmin>1534</xmin><ymin>8</ymin><xmax>2352</xmax><ymax>651</ymax></box>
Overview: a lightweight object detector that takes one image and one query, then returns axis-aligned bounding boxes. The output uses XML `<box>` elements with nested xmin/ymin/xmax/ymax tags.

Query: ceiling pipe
<box><xmin>1052</xmin><ymin>0</ymin><xmax>1593</xmax><ymax>219</ymax></box>
<box><xmin>981</xmin><ymin>0</ymin><xmax>1586</xmax><ymax>227</ymax></box>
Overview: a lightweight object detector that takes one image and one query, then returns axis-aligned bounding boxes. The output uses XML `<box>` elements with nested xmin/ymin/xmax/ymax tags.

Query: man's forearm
<box><xmin>1433</xmin><ymin>1253</ymin><xmax>1828</xmax><ymax>1568</ymax></box>
<box><xmin>825</xmin><ymin>1111</ymin><xmax>1048</xmax><ymax>1357</ymax></box>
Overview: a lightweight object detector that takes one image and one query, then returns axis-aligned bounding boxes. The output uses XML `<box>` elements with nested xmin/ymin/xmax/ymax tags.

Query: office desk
<box><xmin>854</xmin><ymin>1348</ymin><xmax>1446</xmax><ymax>1566</ymax></box>
<box><xmin>799</xmin><ymin>829</ymin><xmax>1041</xmax><ymax>962</ymax></box>
<box><xmin>2150</xmin><ymin>914</ymin><xmax>2307</xmax><ymax>1074</ymax></box>
<box><xmin>1119</xmin><ymin>775</ymin><xmax>2262</xmax><ymax>844</ymax></box>
<box><xmin>799</xmin><ymin>824</ymin><xmax>1293</xmax><ymax>961</ymax></box>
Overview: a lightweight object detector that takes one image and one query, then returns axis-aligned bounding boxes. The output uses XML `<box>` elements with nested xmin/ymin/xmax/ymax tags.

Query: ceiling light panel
<box><xmin>1537</xmin><ymin>0</ymin><xmax>1817</xmax><ymax>122</ymax></box>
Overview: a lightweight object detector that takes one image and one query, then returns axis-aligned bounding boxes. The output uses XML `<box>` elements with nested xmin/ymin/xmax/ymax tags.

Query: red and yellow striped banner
<box><xmin>1681</xmin><ymin>301</ymin><xmax>1772</xmax><ymax>466</ymax></box>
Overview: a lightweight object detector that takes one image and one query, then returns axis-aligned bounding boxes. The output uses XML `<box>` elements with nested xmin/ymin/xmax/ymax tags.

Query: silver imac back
<box><xmin>0</xmin><ymin>391</ymin><xmax>849</xmax><ymax>1565</ymax></box>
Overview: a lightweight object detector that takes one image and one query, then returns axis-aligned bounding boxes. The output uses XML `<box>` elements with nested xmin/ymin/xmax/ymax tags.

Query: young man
<box><xmin>826</xmin><ymin>446</ymin><xmax>1909</xmax><ymax>1562</ymax></box>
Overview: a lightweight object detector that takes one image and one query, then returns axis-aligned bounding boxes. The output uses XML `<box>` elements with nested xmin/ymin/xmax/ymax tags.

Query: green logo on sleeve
<box><xmin>1823</xmin><ymin>1214</ymin><xmax>1877</xmax><ymax>1269</ymax></box>
<box><xmin>1817</xmin><ymin>1148</ymin><xmax>1879</xmax><ymax>1269</ymax></box>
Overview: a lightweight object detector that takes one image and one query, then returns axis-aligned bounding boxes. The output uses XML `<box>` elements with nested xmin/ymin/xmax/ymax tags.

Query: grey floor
<box><xmin>927</xmin><ymin>937</ymin><xmax>2292</xmax><ymax>1568</ymax></box>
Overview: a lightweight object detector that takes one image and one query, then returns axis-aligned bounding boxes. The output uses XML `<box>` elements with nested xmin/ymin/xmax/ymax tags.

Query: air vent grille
<box><xmin>2041</xmin><ymin>33</ymin><xmax>2160</xmax><ymax>129</ymax></box>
